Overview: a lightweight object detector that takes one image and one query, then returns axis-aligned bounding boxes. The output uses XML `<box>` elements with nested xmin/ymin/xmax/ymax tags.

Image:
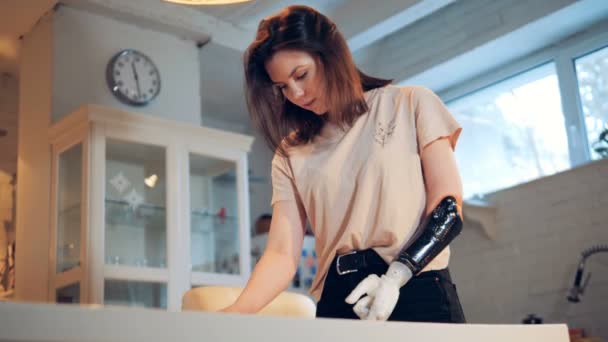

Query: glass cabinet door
<box><xmin>56</xmin><ymin>283</ymin><xmax>80</xmax><ymax>303</ymax></box>
<box><xmin>56</xmin><ymin>144</ymin><xmax>83</xmax><ymax>273</ymax></box>
<box><xmin>104</xmin><ymin>280</ymin><xmax>167</xmax><ymax>309</ymax></box>
<box><xmin>189</xmin><ymin>153</ymin><xmax>241</xmax><ymax>275</ymax></box>
<box><xmin>103</xmin><ymin>139</ymin><xmax>168</xmax><ymax>308</ymax></box>
<box><xmin>49</xmin><ymin>106</ymin><xmax>254</xmax><ymax>310</ymax></box>
<box><xmin>104</xmin><ymin>139</ymin><xmax>167</xmax><ymax>269</ymax></box>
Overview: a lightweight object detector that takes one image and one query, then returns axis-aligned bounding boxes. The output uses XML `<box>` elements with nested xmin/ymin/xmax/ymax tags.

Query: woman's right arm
<box><xmin>222</xmin><ymin>199</ymin><xmax>307</xmax><ymax>314</ymax></box>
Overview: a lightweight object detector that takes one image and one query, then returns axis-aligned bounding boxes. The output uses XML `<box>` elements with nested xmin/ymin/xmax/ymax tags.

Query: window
<box><xmin>575</xmin><ymin>45</ymin><xmax>608</xmax><ymax>160</ymax></box>
<box><xmin>439</xmin><ymin>27</ymin><xmax>608</xmax><ymax>199</ymax></box>
<box><xmin>447</xmin><ymin>63</ymin><xmax>570</xmax><ymax>198</ymax></box>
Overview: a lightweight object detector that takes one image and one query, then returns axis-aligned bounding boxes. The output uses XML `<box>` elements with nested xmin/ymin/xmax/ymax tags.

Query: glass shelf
<box><xmin>104</xmin><ymin>198</ymin><xmax>167</xmax><ymax>269</ymax></box>
<box><xmin>105</xmin><ymin>199</ymin><xmax>166</xmax><ymax>228</ymax></box>
<box><xmin>58</xmin><ymin>202</ymin><xmax>81</xmax><ymax>218</ymax></box>
<box><xmin>190</xmin><ymin>209</ymin><xmax>240</xmax><ymax>275</ymax></box>
<box><xmin>104</xmin><ymin>280</ymin><xmax>166</xmax><ymax>309</ymax></box>
<box><xmin>190</xmin><ymin>209</ymin><xmax>237</xmax><ymax>231</ymax></box>
<box><xmin>104</xmin><ymin>201</ymin><xmax>238</xmax><ymax>229</ymax></box>
<box><xmin>56</xmin><ymin>202</ymin><xmax>82</xmax><ymax>272</ymax></box>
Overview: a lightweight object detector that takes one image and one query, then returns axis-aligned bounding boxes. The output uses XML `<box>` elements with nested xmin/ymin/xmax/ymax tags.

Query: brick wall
<box><xmin>450</xmin><ymin>158</ymin><xmax>608</xmax><ymax>339</ymax></box>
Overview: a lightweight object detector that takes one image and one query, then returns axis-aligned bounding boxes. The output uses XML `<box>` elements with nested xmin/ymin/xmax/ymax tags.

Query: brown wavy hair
<box><xmin>244</xmin><ymin>5</ymin><xmax>392</xmax><ymax>157</ymax></box>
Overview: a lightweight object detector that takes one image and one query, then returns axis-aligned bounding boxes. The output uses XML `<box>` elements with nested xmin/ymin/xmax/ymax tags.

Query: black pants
<box><xmin>316</xmin><ymin>249</ymin><xmax>466</xmax><ymax>323</ymax></box>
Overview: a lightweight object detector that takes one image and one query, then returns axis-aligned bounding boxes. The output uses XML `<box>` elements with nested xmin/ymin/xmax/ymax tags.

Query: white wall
<box><xmin>199</xmin><ymin>41</ymin><xmax>249</xmax><ymax>125</ymax></box>
<box><xmin>52</xmin><ymin>5</ymin><xmax>201</xmax><ymax>125</ymax></box>
<box><xmin>15</xmin><ymin>11</ymin><xmax>54</xmax><ymax>302</ymax></box>
<box><xmin>450</xmin><ymin>159</ymin><xmax>608</xmax><ymax>339</ymax></box>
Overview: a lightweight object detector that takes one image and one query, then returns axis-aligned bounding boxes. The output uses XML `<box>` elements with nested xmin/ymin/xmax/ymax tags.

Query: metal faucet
<box><xmin>567</xmin><ymin>245</ymin><xmax>608</xmax><ymax>303</ymax></box>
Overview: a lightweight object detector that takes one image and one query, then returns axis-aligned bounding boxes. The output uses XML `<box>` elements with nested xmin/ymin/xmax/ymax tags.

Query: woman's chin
<box><xmin>309</xmin><ymin>106</ymin><xmax>328</xmax><ymax>115</ymax></box>
<box><xmin>296</xmin><ymin>103</ymin><xmax>326</xmax><ymax>115</ymax></box>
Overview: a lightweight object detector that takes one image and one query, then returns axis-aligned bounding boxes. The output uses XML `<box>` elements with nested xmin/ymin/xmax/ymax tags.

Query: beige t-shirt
<box><xmin>270</xmin><ymin>85</ymin><xmax>462</xmax><ymax>301</ymax></box>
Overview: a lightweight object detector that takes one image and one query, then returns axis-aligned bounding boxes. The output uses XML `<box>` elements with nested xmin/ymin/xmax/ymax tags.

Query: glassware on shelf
<box><xmin>134</xmin><ymin>258</ymin><xmax>148</xmax><ymax>268</ymax></box>
<box><xmin>104</xmin><ymin>198</ymin><xmax>165</xmax><ymax>268</ymax></box>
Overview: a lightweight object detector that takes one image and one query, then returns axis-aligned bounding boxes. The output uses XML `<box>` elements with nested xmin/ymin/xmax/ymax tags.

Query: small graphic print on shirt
<box><xmin>374</xmin><ymin>117</ymin><xmax>396</xmax><ymax>147</ymax></box>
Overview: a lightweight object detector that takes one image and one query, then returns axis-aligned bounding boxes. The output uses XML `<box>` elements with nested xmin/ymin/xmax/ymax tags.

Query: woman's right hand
<box><xmin>215</xmin><ymin>201</ymin><xmax>306</xmax><ymax>317</ymax></box>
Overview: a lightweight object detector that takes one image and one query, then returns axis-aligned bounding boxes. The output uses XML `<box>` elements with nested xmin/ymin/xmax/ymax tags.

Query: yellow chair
<box><xmin>182</xmin><ymin>286</ymin><xmax>316</xmax><ymax>318</ymax></box>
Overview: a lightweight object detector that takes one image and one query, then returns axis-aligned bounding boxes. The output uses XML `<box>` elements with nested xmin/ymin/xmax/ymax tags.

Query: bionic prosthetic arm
<box><xmin>345</xmin><ymin>196</ymin><xmax>463</xmax><ymax>320</ymax></box>
<box><xmin>393</xmin><ymin>196</ymin><xmax>463</xmax><ymax>275</ymax></box>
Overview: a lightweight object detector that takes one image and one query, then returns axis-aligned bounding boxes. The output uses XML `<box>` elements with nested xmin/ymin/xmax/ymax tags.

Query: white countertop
<box><xmin>0</xmin><ymin>301</ymin><xmax>569</xmax><ymax>342</ymax></box>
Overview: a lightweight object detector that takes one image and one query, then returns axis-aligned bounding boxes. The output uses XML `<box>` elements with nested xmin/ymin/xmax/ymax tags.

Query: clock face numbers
<box><xmin>107</xmin><ymin>50</ymin><xmax>160</xmax><ymax>106</ymax></box>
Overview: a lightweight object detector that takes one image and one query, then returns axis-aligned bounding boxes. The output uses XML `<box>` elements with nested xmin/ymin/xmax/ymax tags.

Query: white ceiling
<box><xmin>196</xmin><ymin>0</ymin><xmax>349</xmax><ymax>30</ymax></box>
<box><xmin>0</xmin><ymin>0</ymin><xmax>456</xmax><ymax>52</ymax></box>
<box><xmin>192</xmin><ymin>0</ymin><xmax>457</xmax><ymax>52</ymax></box>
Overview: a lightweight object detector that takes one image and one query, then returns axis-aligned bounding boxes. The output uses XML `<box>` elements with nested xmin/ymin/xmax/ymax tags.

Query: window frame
<box><xmin>439</xmin><ymin>23</ymin><xmax>608</xmax><ymax>170</ymax></box>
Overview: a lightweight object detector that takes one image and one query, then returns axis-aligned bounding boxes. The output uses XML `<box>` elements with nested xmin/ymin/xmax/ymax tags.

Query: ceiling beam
<box><xmin>59</xmin><ymin>0</ymin><xmax>252</xmax><ymax>50</ymax></box>
<box><xmin>356</xmin><ymin>0</ymin><xmax>585</xmax><ymax>89</ymax></box>
<box><xmin>329</xmin><ymin>0</ymin><xmax>456</xmax><ymax>52</ymax></box>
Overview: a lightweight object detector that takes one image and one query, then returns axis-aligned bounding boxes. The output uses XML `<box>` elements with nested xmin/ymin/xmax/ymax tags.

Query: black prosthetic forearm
<box><xmin>394</xmin><ymin>196</ymin><xmax>463</xmax><ymax>274</ymax></box>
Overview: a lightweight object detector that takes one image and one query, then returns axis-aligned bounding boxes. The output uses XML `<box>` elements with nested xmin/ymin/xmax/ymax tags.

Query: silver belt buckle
<box><xmin>336</xmin><ymin>251</ymin><xmax>358</xmax><ymax>275</ymax></box>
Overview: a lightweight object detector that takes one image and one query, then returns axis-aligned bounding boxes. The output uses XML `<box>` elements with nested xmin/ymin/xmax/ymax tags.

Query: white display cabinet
<box><xmin>48</xmin><ymin>105</ymin><xmax>254</xmax><ymax>311</ymax></box>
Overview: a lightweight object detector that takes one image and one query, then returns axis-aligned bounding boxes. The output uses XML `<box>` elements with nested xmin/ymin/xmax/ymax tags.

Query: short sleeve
<box><xmin>412</xmin><ymin>86</ymin><xmax>462</xmax><ymax>152</ymax></box>
<box><xmin>270</xmin><ymin>152</ymin><xmax>298</xmax><ymax>207</ymax></box>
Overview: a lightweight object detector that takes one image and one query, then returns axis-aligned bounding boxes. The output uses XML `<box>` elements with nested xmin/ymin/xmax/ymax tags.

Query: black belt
<box><xmin>333</xmin><ymin>249</ymin><xmax>453</xmax><ymax>283</ymax></box>
<box><xmin>334</xmin><ymin>249</ymin><xmax>387</xmax><ymax>275</ymax></box>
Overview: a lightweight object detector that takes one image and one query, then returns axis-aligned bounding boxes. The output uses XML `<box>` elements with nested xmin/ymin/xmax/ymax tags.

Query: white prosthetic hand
<box><xmin>345</xmin><ymin>196</ymin><xmax>463</xmax><ymax>321</ymax></box>
<box><xmin>345</xmin><ymin>261</ymin><xmax>413</xmax><ymax>320</ymax></box>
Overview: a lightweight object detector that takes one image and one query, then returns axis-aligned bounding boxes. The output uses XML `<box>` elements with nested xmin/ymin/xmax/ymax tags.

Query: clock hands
<box><xmin>108</xmin><ymin>50</ymin><xmax>160</xmax><ymax>106</ymax></box>
<box><xmin>131</xmin><ymin>62</ymin><xmax>142</xmax><ymax>99</ymax></box>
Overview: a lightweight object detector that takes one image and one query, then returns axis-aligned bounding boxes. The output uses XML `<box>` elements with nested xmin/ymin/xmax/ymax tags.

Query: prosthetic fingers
<box><xmin>345</xmin><ymin>196</ymin><xmax>463</xmax><ymax>320</ymax></box>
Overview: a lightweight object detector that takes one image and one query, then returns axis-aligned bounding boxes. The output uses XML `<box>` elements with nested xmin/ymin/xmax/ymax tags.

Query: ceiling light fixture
<box><xmin>162</xmin><ymin>0</ymin><xmax>253</xmax><ymax>5</ymax></box>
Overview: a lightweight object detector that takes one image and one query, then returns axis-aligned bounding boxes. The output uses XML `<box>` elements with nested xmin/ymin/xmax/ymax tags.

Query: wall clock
<box><xmin>106</xmin><ymin>49</ymin><xmax>161</xmax><ymax>106</ymax></box>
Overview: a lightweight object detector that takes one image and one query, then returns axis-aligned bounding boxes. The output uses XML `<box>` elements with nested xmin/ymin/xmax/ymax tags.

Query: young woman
<box><xmin>221</xmin><ymin>5</ymin><xmax>466</xmax><ymax>322</ymax></box>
